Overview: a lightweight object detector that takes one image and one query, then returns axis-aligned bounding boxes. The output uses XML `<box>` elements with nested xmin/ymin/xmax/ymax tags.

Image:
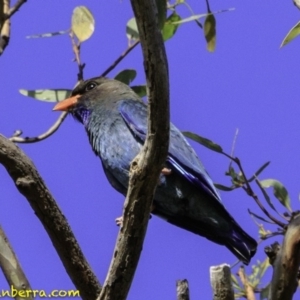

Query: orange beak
<box><xmin>53</xmin><ymin>94</ymin><xmax>81</xmax><ymax>111</ymax></box>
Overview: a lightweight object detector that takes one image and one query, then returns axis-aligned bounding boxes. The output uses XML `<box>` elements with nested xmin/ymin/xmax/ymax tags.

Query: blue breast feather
<box><xmin>118</xmin><ymin>99</ymin><xmax>221</xmax><ymax>203</ymax></box>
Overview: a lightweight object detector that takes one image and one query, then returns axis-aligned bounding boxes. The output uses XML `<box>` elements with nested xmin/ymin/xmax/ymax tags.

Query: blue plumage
<box><xmin>55</xmin><ymin>77</ymin><xmax>257</xmax><ymax>264</ymax></box>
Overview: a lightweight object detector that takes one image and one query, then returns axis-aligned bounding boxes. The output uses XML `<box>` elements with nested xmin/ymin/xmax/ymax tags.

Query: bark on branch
<box><xmin>97</xmin><ymin>0</ymin><xmax>169</xmax><ymax>299</ymax></box>
<box><xmin>0</xmin><ymin>135</ymin><xmax>101</xmax><ymax>300</ymax></box>
<box><xmin>268</xmin><ymin>212</ymin><xmax>300</xmax><ymax>300</ymax></box>
<box><xmin>210</xmin><ymin>264</ymin><xmax>234</xmax><ymax>300</ymax></box>
<box><xmin>0</xmin><ymin>225</ymin><xmax>33</xmax><ymax>300</ymax></box>
<box><xmin>176</xmin><ymin>279</ymin><xmax>190</xmax><ymax>300</ymax></box>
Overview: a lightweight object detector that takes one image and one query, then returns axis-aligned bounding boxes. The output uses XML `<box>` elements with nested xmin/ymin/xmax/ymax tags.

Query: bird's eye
<box><xmin>85</xmin><ymin>82</ymin><xmax>97</xmax><ymax>92</ymax></box>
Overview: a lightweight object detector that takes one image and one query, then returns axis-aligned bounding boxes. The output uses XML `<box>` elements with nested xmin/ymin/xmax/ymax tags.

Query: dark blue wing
<box><xmin>118</xmin><ymin>99</ymin><xmax>222</xmax><ymax>203</ymax></box>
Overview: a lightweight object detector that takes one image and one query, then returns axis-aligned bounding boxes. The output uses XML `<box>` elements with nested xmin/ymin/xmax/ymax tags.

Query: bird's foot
<box><xmin>161</xmin><ymin>167</ymin><xmax>172</xmax><ymax>175</ymax></box>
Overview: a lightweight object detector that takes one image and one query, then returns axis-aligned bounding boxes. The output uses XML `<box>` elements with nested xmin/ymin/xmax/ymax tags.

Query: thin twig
<box><xmin>228</xmin><ymin>128</ymin><xmax>239</xmax><ymax>170</ymax></box>
<box><xmin>9</xmin><ymin>112</ymin><xmax>67</xmax><ymax>143</ymax></box>
<box><xmin>221</xmin><ymin>151</ymin><xmax>286</xmax><ymax>228</ymax></box>
<box><xmin>238</xmin><ymin>266</ymin><xmax>256</xmax><ymax>300</ymax></box>
<box><xmin>100</xmin><ymin>39</ymin><xmax>140</xmax><ymax>77</ymax></box>
<box><xmin>69</xmin><ymin>31</ymin><xmax>85</xmax><ymax>81</ymax></box>
<box><xmin>238</xmin><ymin>159</ymin><xmax>285</xmax><ymax>227</ymax></box>
<box><xmin>5</xmin><ymin>0</ymin><xmax>27</xmax><ymax>19</ymax></box>
<box><xmin>182</xmin><ymin>1</ymin><xmax>203</xmax><ymax>28</ymax></box>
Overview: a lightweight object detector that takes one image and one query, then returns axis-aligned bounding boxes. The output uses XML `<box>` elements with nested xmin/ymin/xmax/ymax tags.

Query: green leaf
<box><xmin>172</xmin><ymin>8</ymin><xmax>234</xmax><ymax>25</ymax></box>
<box><xmin>256</xmin><ymin>179</ymin><xmax>278</xmax><ymax>213</ymax></box>
<box><xmin>156</xmin><ymin>0</ymin><xmax>167</xmax><ymax>29</ymax></box>
<box><xmin>182</xmin><ymin>131</ymin><xmax>223</xmax><ymax>153</ymax></box>
<box><xmin>71</xmin><ymin>6</ymin><xmax>95</xmax><ymax>42</ymax></box>
<box><xmin>280</xmin><ymin>21</ymin><xmax>300</xmax><ymax>48</ymax></box>
<box><xmin>204</xmin><ymin>14</ymin><xmax>216</xmax><ymax>52</ymax></box>
<box><xmin>115</xmin><ymin>69</ymin><xmax>137</xmax><ymax>85</ymax></box>
<box><xmin>248</xmin><ymin>161</ymin><xmax>271</xmax><ymax>182</ymax></box>
<box><xmin>26</xmin><ymin>30</ymin><xmax>69</xmax><ymax>39</ymax></box>
<box><xmin>126</xmin><ymin>18</ymin><xmax>139</xmax><ymax>40</ymax></box>
<box><xmin>259</xmin><ymin>179</ymin><xmax>292</xmax><ymax>211</ymax></box>
<box><xmin>19</xmin><ymin>89</ymin><xmax>72</xmax><ymax>102</ymax></box>
<box><xmin>214</xmin><ymin>183</ymin><xmax>235</xmax><ymax>191</ymax></box>
<box><xmin>162</xmin><ymin>12</ymin><xmax>181</xmax><ymax>41</ymax></box>
<box><xmin>131</xmin><ymin>85</ymin><xmax>147</xmax><ymax>97</ymax></box>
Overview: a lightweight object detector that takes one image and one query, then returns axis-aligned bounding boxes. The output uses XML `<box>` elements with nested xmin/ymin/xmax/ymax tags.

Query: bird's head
<box><xmin>53</xmin><ymin>76</ymin><xmax>140</xmax><ymax>125</ymax></box>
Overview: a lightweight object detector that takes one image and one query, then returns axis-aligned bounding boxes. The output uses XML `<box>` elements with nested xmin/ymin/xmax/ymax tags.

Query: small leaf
<box><xmin>248</xmin><ymin>161</ymin><xmax>271</xmax><ymax>182</ymax></box>
<box><xmin>204</xmin><ymin>14</ymin><xmax>216</xmax><ymax>52</ymax></box>
<box><xmin>26</xmin><ymin>30</ymin><xmax>69</xmax><ymax>39</ymax></box>
<box><xmin>126</xmin><ymin>18</ymin><xmax>139</xmax><ymax>40</ymax></box>
<box><xmin>156</xmin><ymin>0</ymin><xmax>167</xmax><ymax>29</ymax></box>
<box><xmin>280</xmin><ymin>21</ymin><xmax>300</xmax><ymax>48</ymax></box>
<box><xmin>214</xmin><ymin>183</ymin><xmax>235</xmax><ymax>191</ymax></box>
<box><xmin>231</xmin><ymin>274</ymin><xmax>239</xmax><ymax>286</ymax></box>
<box><xmin>115</xmin><ymin>69</ymin><xmax>137</xmax><ymax>85</ymax></box>
<box><xmin>71</xmin><ymin>6</ymin><xmax>95</xmax><ymax>42</ymax></box>
<box><xmin>162</xmin><ymin>12</ymin><xmax>181</xmax><ymax>41</ymax></box>
<box><xmin>260</xmin><ymin>283</ymin><xmax>270</xmax><ymax>300</ymax></box>
<box><xmin>131</xmin><ymin>85</ymin><xmax>147</xmax><ymax>97</ymax></box>
<box><xmin>256</xmin><ymin>179</ymin><xmax>278</xmax><ymax>213</ymax></box>
<box><xmin>257</xmin><ymin>258</ymin><xmax>270</xmax><ymax>280</ymax></box>
<box><xmin>182</xmin><ymin>131</ymin><xmax>223</xmax><ymax>153</ymax></box>
<box><xmin>260</xmin><ymin>179</ymin><xmax>292</xmax><ymax>211</ymax></box>
<box><xmin>19</xmin><ymin>89</ymin><xmax>72</xmax><ymax>102</ymax></box>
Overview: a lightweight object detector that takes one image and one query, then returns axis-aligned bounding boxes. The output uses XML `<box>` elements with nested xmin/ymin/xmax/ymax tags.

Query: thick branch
<box><xmin>176</xmin><ymin>279</ymin><xmax>190</xmax><ymax>300</ymax></box>
<box><xmin>269</xmin><ymin>213</ymin><xmax>300</xmax><ymax>300</ymax></box>
<box><xmin>0</xmin><ymin>225</ymin><xmax>33</xmax><ymax>300</ymax></box>
<box><xmin>97</xmin><ymin>0</ymin><xmax>169</xmax><ymax>299</ymax></box>
<box><xmin>210</xmin><ymin>264</ymin><xmax>234</xmax><ymax>300</ymax></box>
<box><xmin>0</xmin><ymin>0</ymin><xmax>10</xmax><ymax>56</ymax></box>
<box><xmin>0</xmin><ymin>135</ymin><xmax>101</xmax><ymax>300</ymax></box>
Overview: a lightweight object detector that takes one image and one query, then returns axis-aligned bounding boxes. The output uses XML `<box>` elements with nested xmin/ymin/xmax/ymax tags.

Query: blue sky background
<box><xmin>1</xmin><ymin>0</ymin><xmax>300</xmax><ymax>299</ymax></box>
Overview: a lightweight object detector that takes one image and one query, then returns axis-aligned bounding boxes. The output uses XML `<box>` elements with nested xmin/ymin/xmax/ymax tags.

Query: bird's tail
<box><xmin>225</xmin><ymin>222</ymin><xmax>257</xmax><ymax>265</ymax></box>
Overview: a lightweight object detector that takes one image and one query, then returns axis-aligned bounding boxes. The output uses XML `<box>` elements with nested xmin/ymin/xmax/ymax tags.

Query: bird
<box><xmin>53</xmin><ymin>76</ymin><xmax>257</xmax><ymax>264</ymax></box>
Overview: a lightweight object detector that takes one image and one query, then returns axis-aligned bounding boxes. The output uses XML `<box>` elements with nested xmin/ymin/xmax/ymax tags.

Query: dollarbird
<box><xmin>53</xmin><ymin>77</ymin><xmax>257</xmax><ymax>264</ymax></box>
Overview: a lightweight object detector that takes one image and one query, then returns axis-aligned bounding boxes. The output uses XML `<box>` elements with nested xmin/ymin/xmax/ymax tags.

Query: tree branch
<box><xmin>268</xmin><ymin>212</ymin><xmax>300</xmax><ymax>300</ymax></box>
<box><xmin>210</xmin><ymin>264</ymin><xmax>234</xmax><ymax>300</ymax></box>
<box><xmin>238</xmin><ymin>266</ymin><xmax>256</xmax><ymax>300</ymax></box>
<box><xmin>176</xmin><ymin>279</ymin><xmax>190</xmax><ymax>300</ymax></box>
<box><xmin>0</xmin><ymin>0</ymin><xmax>10</xmax><ymax>56</ymax></box>
<box><xmin>9</xmin><ymin>112</ymin><xmax>67</xmax><ymax>143</ymax></box>
<box><xmin>0</xmin><ymin>225</ymin><xmax>33</xmax><ymax>300</ymax></box>
<box><xmin>100</xmin><ymin>39</ymin><xmax>140</xmax><ymax>78</ymax></box>
<box><xmin>97</xmin><ymin>0</ymin><xmax>169</xmax><ymax>299</ymax></box>
<box><xmin>5</xmin><ymin>0</ymin><xmax>27</xmax><ymax>19</ymax></box>
<box><xmin>0</xmin><ymin>135</ymin><xmax>101</xmax><ymax>300</ymax></box>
